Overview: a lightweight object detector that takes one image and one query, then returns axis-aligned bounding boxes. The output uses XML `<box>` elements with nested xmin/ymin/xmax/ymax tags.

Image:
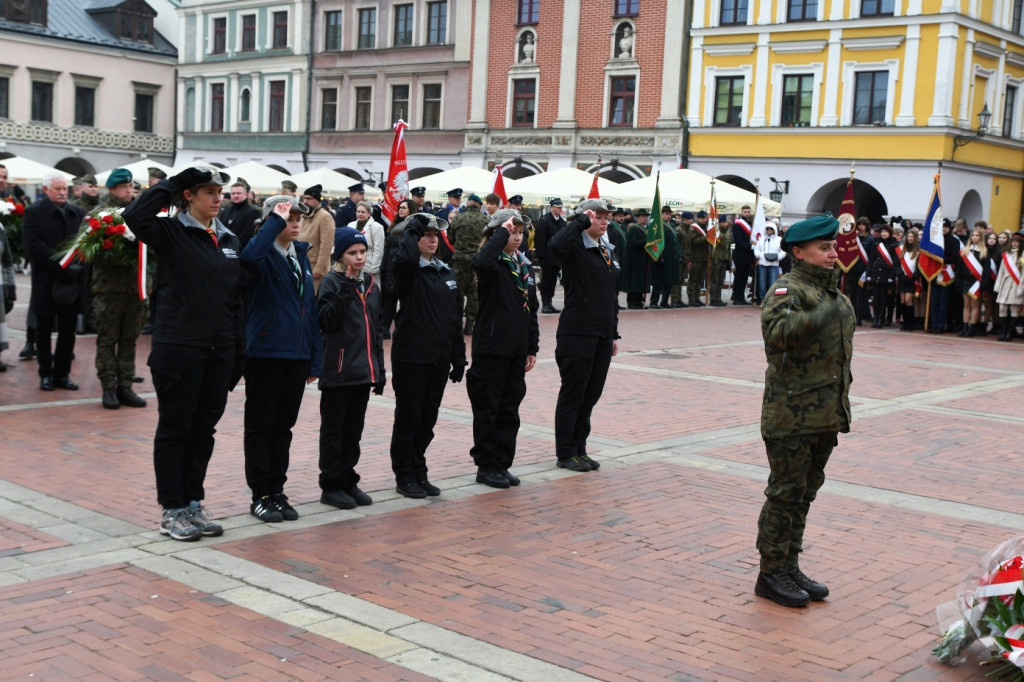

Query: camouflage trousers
<box><xmin>453</xmin><ymin>259</ymin><xmax>478</xmax><ymax>324</ymax></box>
<box><xmin>93</xmin><ymin>292</ymin><xmax>146</xmax><ymax>390</ymax></box>
<box><xmin>687</xmin><ymin>261</ymin><xmax>708</xmax><ymax>305</ymax></box>
<box><xmin>756</xmin><ymin>432</ymin><xmax>836</xmax><ymax>573</ymax></box>
<box><xmin>670</xmin><ymin>263</ymin><xmax>689</xmax><ymax>304</ymax></box>
<box><xmin>709</xmin><ymin>264</ymin><xmax>728</xmax><ymax>304</ymax></box>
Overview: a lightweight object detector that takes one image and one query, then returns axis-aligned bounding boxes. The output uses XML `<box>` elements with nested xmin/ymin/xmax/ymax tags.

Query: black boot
<box><xmin>19</xmin><ymin>327</ymin><xmax>36</xmax><ymax>360</ymax></box>
<box><xmin>789</xmin><ymin>567</ymin><xmax>829</xmax><ymax>601</ymax></box>
<box><xmin>964</xmin><ymin>323</ymin><xmax>976</xmax><ymax>337</ymax></box>
<box><xmin>1010</xmin><ymin>318</ymin><xmax>1020</xmax><ymax>341</ymax></box>
<box><xmin>999</xmin><ymin>316</ymin><xmax>1012</xmax><ymax>341</ymax></box>
<box><xmin>958</xmin><ymin>323</ymin><xmax>970</xmax><ymax>337</ymax></box>
<box><xmin>900</xmin><ymin>305</ymin><xmax>913</xmax><ymax>331</ymax></box>
<box><xmin>755</xmin><ymin>571</ymin><xmax>810</xmax><ymax>607</ymax></box>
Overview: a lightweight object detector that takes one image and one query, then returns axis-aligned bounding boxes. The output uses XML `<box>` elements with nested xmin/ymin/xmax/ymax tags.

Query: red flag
<box><xmin>381</xmin><ymin>120</ymin><xmax>409</xmax><ymax>225</ymax></box>
<box><xmin>706</xmin><ymin>182</ymin><xmax>718</xmax><ymax>246</ymax></box>
<box><xmin>835</xmin><ymin>178</ymin><xmax>859</xmax><ymax>273</ymax></box>
<box><xmin>588</xmin><ymin>170</ymin><xmax>600</xmax><ymax>199</ymax></box>
<box><xmin>491</xmin><ymin>164</ymin><xmax>508</xmax><ymax>207</ymax></box>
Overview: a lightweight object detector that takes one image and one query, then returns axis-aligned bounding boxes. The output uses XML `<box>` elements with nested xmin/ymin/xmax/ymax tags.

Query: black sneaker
<box><xmin>251</xmin><ymin>495</ymin><xmax>284</xmax><ymax>522</ymax></box>
<box><xmin>417</xmin><ymin>480</ymin><xmax>441</xmax><ymax>496</ymax></box>
<box><xmin>396</xmin><ymin>482</ymin><xmax>427</xmax><ymax>499</ymax></box>
<box><xmin>476</xmin><ymin>469</ymin><xmax>510</xmax><ymax>489</ymax></box>
<box><xmin>346</xmin><ymin>485</ymin><xmax>373</xmax><ymax>506</ymax></box>
<box><xmin>273</xmin><ymin>494</ymin><xmax>299</xmax><ymax>521</ymax></box>
<box><xmin>580</xmin><ymin>454</ymin><xmax>600</xmax><ymax>470</ymax></box>
<box><xmin>556</xmin><ymin>456</ymin><xmax>591</xmax><ymax>472</ymax></box>
<box><xmin>321</xmin><ymin>488</ymin><xmax>357</xmax><ymax>509</ymax></box>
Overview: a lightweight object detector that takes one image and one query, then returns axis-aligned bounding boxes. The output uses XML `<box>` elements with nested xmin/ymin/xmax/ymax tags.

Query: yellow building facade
<box><xmin>686</xmin><ymin>0</ymin><xmax>1024</xmax><ymax>229</ymax></box>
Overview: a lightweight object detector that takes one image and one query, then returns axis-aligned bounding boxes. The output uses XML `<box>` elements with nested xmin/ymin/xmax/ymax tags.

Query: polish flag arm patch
<box><xmin>774</xmin><ymin>287</ymin><xmax>788</xmax><ymax>295</ymax></box>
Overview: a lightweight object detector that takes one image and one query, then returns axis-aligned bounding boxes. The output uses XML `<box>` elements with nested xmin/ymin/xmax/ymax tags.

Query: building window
<box><xmin>788</xmin><ymin>0</ymin><xmax>817</xmax><ymax>21</ymax></box>
<box><xmin>75</xmin><ymin>86</ymin><xmax>95</xmax><ymax>127</ymax></box>
<box><xmin>423</xmin><ymin>84</ymin><xmax>442</xmax><ymax>128</ymax></box>
<box><xmin>427</xmin><ymin>1</ymin><xmax>447</xmax><ymax>44</ymax></box>
<box><xmin>720</xmin><ymin>0</ymin><xmax>748</xmax><ymax>24</ymax></box>
<box><xmin>272</xmin><ymin>11</ymin><xmax>288</xmax><ymax>48</ymax></box>
<box><xmin>325</xmin><ymin>10</ymin><xmax>343</xmax><ymax>50</ymax></box>
<box><xmin>355</xmin><ymin>86</ymin><xmax>372</xmax><ymax>129</ymax></box>
<box><xmin>1004</xmin><ymin>86</ymin><xmax>1017</xmax><ymax>137</ymax></box>
<box><xmin>517</xmin><ymin>0</ymin><xmax>539</xmax><ymax>25</ymax></box>
<box><xmin>853</xmin><ymin>71</ymin><xmax>887</xmax><ymax>124</ymax></box>
<box><xmin>212</xmin><ymin>17</ymin><xmax>226</xmax><ymax>53</ymax></box>
<box><xmin>614</xmin><ymin>0</ymin><xmax>639</xmax><ymax>16</ymax></box>
<box><xmin>391</xmin><ymin>84</ymin><xmax>409</xmax><ymax>123</ymax></box>
<box><xmin>269</xmin><ymin>80</ymin><xmax>286</xmax><ymax>131</ymax></box>
<box><xmin>241</xmin><ymin>14</ymin><xmax>256</xmax><ymax>51</ymax></box>
<box><xmin>781</xmin><ymin>74</ymin><xmax>813</xmax><ymax>126</ymax></box>
<box><xmin>861</xmin><ymin>0</ymin><xmax>894</xmax><ymax>16</ymax></box>
<box><xmin>135</xmin><ymin>93</ymin><xmax>154</xmax><ymax>132</ymax></box>
<box><xmin>714</xmin><ymin>76</ymin><xmax>744</xmax><ymax>126</ymax></box>
<box><xmin>512</xmin><ymin>78</ymin><xmax>536</xmax><ymax>127</ymax></box>
<box><xmin>359</xmin><ymin>8</ymin><xmax>376</xmax><ymax>49</ymax></box>
<box><xmin>240</xmin><ymin>89</ymin><xmax>251</xmax><ymax>122</ymax></box>
<box><xmin>31</xmin><ymin>81</ymin><xmax>53</xmax><ymax>122</ymax></box>
<box><xmin>1014</xmin><ymin>0</ymin><xmax>1023</xmax><ymax>33</ymax></box>
<box><xmin>210</xmin><ymin>83</ymin><xmax>225</xmax><ymax>131</ymax></box>
<box><xmin>118</xmin><ymin>12</ymin><xmax>153</xmax><ymax>42</ymax></box>
<box><xmin>0</xmin><ymin>78</ymin><xmax>8</xmax><ymax>118</ymax></box>
<box><xmin>394</xmin><ymin>4</ymin><xmax>413</xmax><ymax>46</ymax></box>
<box><xmin>2</xmin><ymin>0</ymin><xmax>47</xmax><ymax>24</ymax></box>
<box><xmin>321</xmin><ymin>89</ymin><xmax>338</xmax><ymax>129</ymax></box>
<box><xmin>609</xmin><ymin>76</ymin><xmax>636</xmax><ymax>127</ymax></box>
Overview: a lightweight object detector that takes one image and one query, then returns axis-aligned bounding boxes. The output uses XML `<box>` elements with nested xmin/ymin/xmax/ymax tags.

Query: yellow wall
<box><xmin>989</xmin><ymin>176</ymin><xmax>1024</xmax><ymax>229</ymax></box>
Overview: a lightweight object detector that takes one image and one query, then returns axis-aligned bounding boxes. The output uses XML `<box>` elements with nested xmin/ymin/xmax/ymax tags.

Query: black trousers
<box><xmin>149</xmin><ymin>343</ymin><xmax>234</xmax><ymax>509</ymax></box>
<box><xmin>732</xmin><ymin>262</ymin><xmax>753</xmax><ymax>302</ymax></box>
<box><xmin>243</xmin><ymin>358</ymin><xmax>308</xmax><ymax>498</ymax></box>
<box><xmin>35</xmin><ymin>311</ymin><xmax>77</xmax><ymax>379</ymax></box>
<box><xmin>871</xmin><ymin>281</ymin><xmax>890</xmax><ymax>322</ymax></box>
<box><xmin>539</xmin><ymin>263</ymin><xmax>561</xmax><ymax>303</ymax></box>
<box><xmin>389</xmin><ymin>361</ymin><xmax>449</xmax><ymax>484</ymax></box>
<box><xmin>467</xmin><ymin>354</ymin><xmax>527</xmax><ymax>471</ymax></box>
<box><xmin>843</xmin><ymin>271</ymin><xmax>870</xmax><ymax>321</ymax></box>
<box><xmin>554</xmin><ymin>335</ymin><xmax>613</xmax><ymax>461</ymax></box>
<box><xmin>319</xmin><ymin>384</ymin><xmax>371</xmax><ymax>492</ymax></box>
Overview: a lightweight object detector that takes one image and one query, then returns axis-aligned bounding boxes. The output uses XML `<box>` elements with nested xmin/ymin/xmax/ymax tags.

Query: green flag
<box><xmin>645</xmin><ymin>174</ymin><xmax>665</xmax><ymax>261</ymax></box>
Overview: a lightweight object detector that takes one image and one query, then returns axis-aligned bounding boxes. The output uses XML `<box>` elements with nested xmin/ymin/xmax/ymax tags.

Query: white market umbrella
<box><xmin>511</xmin><ymin>168</ymin><xmax>623</xmax><ymax>208</ymax></box>
<box><xmin>416</xmin><ymin>167</ymin><xmax>516</xmax><ymax>204</ymax></box>
<box><xmin>289</xmin><ymin>167</ymin><xmax>365</xmax><ymax>198</ymax></box>
<box><xmin>1</xmin><ymin>156</ymin><xmax>73</xmax><ymax>185</ymax></box>
<box><xmin>95</xmin><ymin>159</ymin><xmax>174</xmax><ymax>188</ymax></box>
<box><xmin>221</xmin><ymin>161</ymin><xmax>290</xmax><ymax>194</ymax></box>
<box><xmin>616</xmin><ymin>169</ymin><xmax>782</xmax><ymax>217</ymax></box>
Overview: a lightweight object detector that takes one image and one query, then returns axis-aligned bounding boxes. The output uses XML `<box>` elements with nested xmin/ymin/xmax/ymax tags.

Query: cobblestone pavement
<box><xmin>1</xmin><ymin>271</ymin><xmax>1019</xmax><ymax>680</ymax></box>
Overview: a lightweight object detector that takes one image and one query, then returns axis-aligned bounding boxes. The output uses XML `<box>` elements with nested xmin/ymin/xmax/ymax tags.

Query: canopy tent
<box><xmin>414</xmin><ymin>167</ymin><xmax>517</xmax><ymax>204</ymax></box>
<box><xmin>614</xmin><ymin>169</ymin><xmax>782</xmax><ymax>217</ymax></box>
<box><xmin>0</xmin><ymin>156</ymin><xmax>73</xmax><ymax>186</ymax></box>
<box><xmin>288</xmin><ymin>167</ymin><xmax>368</xmax><ymax>198</ymax></box>
<box><xmin>510</xmin><ymin>168</ymin><xmax>624</xmax><ymax>207</ymax></box>
<box><xmin>221</xmin><ymin>161</ymin><xmax>291</xmax><ymax>194</ymax></box>
<box><xmin>95</xmin><ymin>160</ymin><xmax>174</xmax><ymax>188</ymax></box>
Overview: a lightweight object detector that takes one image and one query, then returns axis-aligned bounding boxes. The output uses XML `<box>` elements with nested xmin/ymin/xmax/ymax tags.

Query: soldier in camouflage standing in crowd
<box><xmin>449</xmin><ymin>193</ymin><xmax>489</xmax><ymax>335</ymax></box>
<box><xmin>670</xmin><ymin>211</ymin><xmax>693</xmax><ymax>307</ymax></box>
<box><xmin>708</xmin><ymin>216</ymin><xmax>732</xmax><ymax>306</ymax></box>
<box><xmin>92</xmin><ymin>168</ymin><xmax>147</xmax><ymax>410</ymax></box>
<box><xmin>754</xmin><ymin>214</ymin><xmax>855</xmax><ymax>608</ymax></box>
<box><xmin>686</xmin><ymin>211</ymin><xmax>711</xmax><ymax>306</ymax></box>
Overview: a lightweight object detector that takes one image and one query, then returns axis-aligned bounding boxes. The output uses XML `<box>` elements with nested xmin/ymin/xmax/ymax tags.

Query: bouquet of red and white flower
<box><xmin>56</xmin><ymin>207</ymin><xmax>140</xmax><ymax>269</ymax></box>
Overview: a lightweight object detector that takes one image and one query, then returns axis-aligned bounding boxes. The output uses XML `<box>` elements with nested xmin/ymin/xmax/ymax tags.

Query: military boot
<box><xmin>117</xmin><ymin>387</ymin><xmax>147</xmax><ymax>408</ymax></box>
<box><xmin>788</xmin><ymin>567</ymin><xmax>829</xmax><ymax>601</ymax></box>
<box><xmin>755</xmin><ymin>571</ymin><xmax>810</xmax><ymax>607</ymax></box>
<box><xmin>101</xmin><ymin>389</ymin><xmax>120</xmax><ymax>410</ymax></box>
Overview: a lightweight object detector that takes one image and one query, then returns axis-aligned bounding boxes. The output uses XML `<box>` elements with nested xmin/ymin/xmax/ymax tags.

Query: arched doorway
<box><xmin>333</xmin><ymin>167</ymin><xmax>362</xmax><ymax>179</ymax></box>
<box><xmin>55</xmin><ymin>157</ymin><xmax>95</xmax><ymax>178</ymax></box>
<box><xmin>717</xmin><ymin>174</ymin><xmax>755</xmax><ymax>193</ymax></box>
<box><xmin>806</xmin><ymin>178</ymin><xmax>888</xmax><ymax>224</ymax></box>
<box><xmin>502</xmin><ymin>160</ymin><xmax>543</xmax><ymax>179</ymax></box>
<box><xmin>957</xmin><ymin>190</ymin><xmax>983</xmax><ymax>225</ymax></box>
<box><xmin>267</xmin><ymin>164</ymin><xmax>290</xmax><ymax>175</ymax></box>
<box><xmin>409</xmin><ymin>167</ymin><xmax>442</xmax><ymax>180</ymax></box>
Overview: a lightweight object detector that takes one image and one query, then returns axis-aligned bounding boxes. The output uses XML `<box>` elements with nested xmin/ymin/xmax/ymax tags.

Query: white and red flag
<box><xmin>491</xmin><ymin>164</ymin><xmax>508</xmax><ymax>207</ymax></box>
<box><xmin>381</xmin><ymin>120</ymin><xmax>409</xmax><ymax>225</ymax></box>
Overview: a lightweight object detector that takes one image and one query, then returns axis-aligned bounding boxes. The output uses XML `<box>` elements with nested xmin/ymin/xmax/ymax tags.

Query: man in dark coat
<box><xmin>621</xmin><ymin>209</ymin><xmax>650</xmax><ymax>308</ymax></box>
<box><xmin>23</xmin><ymin>172</ymin><xmax>86</xmax><ymax>390</ymax></box>
<box><xmin>336</xmin><ymin>183</ymin><xmax>363</xmax><ymax>227</ymax></box>
<box><xmin>534</xmin><ymin>198</ymin><xmax>567</xmax><ymax>313</ymax></box>
<box><xmin>219</xmin><ymin>181</ymin><xmax>261</xmax><ymax>249</ymax></box>
<box><xmin>732</xmin><ymin>206</ymin><xmax>756</xmax><ymax>304</ymax></box>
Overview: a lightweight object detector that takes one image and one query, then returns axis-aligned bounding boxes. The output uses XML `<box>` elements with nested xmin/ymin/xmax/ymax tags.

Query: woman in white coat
<box><xmin>754</xmin><ymin>222</ymin><xmax>786</xmax><ymax>304</ymax></box>
<box><xmin>348</xmin><ymin>200</ymin><xmax>385</xmax><ymax>274</ymax></box>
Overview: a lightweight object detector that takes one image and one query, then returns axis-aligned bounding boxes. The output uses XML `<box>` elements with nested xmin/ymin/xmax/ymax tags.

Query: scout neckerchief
<box><xmin>598</xmin><ymin>242</ymin><xmax>612</xmax><ymax>271</ymax></box>
<box><xmin>287</xmin><ymin>253</ymin><xmax>303</xmax><ymax>297</ymax></box>
<box><xmin>499</xmin><ymin>249</ymin><xmax>530</xmax><ymax>311</ymax></box>
<box><xmin>205</xmin><ymin>225</ymin><xmax>218</xmax><ymax>247</ymax></box>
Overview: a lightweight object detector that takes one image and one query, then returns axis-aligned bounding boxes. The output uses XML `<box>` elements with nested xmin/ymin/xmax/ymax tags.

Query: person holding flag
<box><xmin>918</xmin><ymin>171</ymin><xmax>949</xmax><ymax>333</ymax></box>
<box><xmin>687</xmin><ymin>210</ymin><xmax>711</xmax><ymax>306</ymax></box>
<box><xmin>647</xmin><ymin>181</ymin><xmax>680</xmax><ymax>309</ymax></box>
<box><xmin>381</xmin><ymin>120</ymin><xmax>409</xmax><ymax>227</ymax></box>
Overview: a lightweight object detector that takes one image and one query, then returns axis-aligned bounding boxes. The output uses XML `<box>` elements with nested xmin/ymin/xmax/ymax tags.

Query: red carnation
<box><xmin>102</xmin><ymin>214</ymin><xmax>114</xmax><ymax>224</ymax></box>
<box><xmin>102</xmin><ymin>239</ymin><xmax>114</xmax><ymax>250</ymax></box>
<box><xmin>89</xmin><ymin>217</ymin><xmax>101</xmax><ymax>230</ymax></box>
<box><xmin>112</xmin><ymin>224</ymin><xmax>126</xmax><ymax>235</ymax></box>
<box><xmin>13</xmin><ymin>204</ymin><xmax>24</xmax><ymax>216</ymax></box>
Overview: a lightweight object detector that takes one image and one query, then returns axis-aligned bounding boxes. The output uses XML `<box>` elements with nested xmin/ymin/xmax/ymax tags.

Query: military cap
<box><xmin>410</xmin><ymin>212</ymin><xmax>448</xmax><ymax>233</ymax></box>
<box><xmin>236</xmin><ymin>176</ymin><xmax>251</xmax><ymax>191</ymax></box>
<box><xmin>467</xmin><ymin>193</ymin><xmax>483</xmax><ymax>204</ymax></box>
<box><xmin>572</xmin><ymin>198</ymin><xmax>612</xmax><ymax>216</ymax></box>
<box><xmin>106</xmin><ymin>168</ymin><xmax>132</xmax><ymax>188</ymax></box>
<box><xmin>508</xmin><ymin>194</ymin><xmax>524</xmax><ymax>205</ymax></box>
<box><xmin>446</xmin><ymin>188</ymin><xmax>463</xmax><ymax>198</ymax></box>
<box><xmin>148</xmin><ymin>167</ymin><xmax>168</xmax><ymax>180</ymax></box>
<box><xmin>696</xmin><ymin>210</ymin><xmax>708</xmax><ymax>218</ymax></box>
<box><xmin>485</xmin><ymin>208</ymin><xmax>532</xmax><ymax>232</ymax></box>
<box><xmin>280</xmin><ymin>179</ymin><xmax>298</xmax><ymax>191</ymax></box>
<box><xmin>303</xmin><ymin>184</ymin><xmax>323</xmax><ymax>201</ymax></box>
<box><xmin>261</xmin><ymin>194</ymin><xmax>310</xmax><ymax>220</ymax></box>
<box><xmin>681</xmin><ymin>211</ymin><xmax>695</xmax><ymax>219</ymax></box>
<box><xmin>132</xmin><ymin>181</ymin><xmax>142</xmax><ymax>191</ymax></box>
<box><xmin>635</xmin><ymin>208</ymin><xmax>650</xmax><ymax>217</ymax></box>
<box><xmin>410</xmin><ymin>186</ymin><xmax>426</xmax><ymax>197</ymax></box>
<box><xmin>550</xmin><ymin>198</ymin><xmax>563</xmax><ymax>206</ymax></box>
<box><xmin>348</xmin><ymin>183</ymin><xmax>365</xmax><ymax>194</ymax></box>
<box><xmin>79</xmin><ymin>174</ymin><xmax>97</xmax><ymax>186</ymax></box>
<box><xmin>185</xmin><ymin>164</ymin><xmax>231</xmax><ymax>188</ymax></box>
<box><xmin>378</xmin><ymin>182</ymin><xmax>388</xmax><ymax>192</ymax></box>
<box><xmin>781</xmin><ymin>214</ymin><xmax>839</xmax><ymax>251</ymax></box>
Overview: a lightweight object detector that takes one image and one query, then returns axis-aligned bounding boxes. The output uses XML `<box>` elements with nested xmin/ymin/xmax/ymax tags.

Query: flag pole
<box><xmin>706</xmin><ymin>178</ymin><xmax>715</xmax><ymax>307</ymax></box>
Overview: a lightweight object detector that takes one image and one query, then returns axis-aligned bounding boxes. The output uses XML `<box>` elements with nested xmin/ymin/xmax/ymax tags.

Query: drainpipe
<box><xmin>679</xmin><ymin>0</ymin><xmax>693</xmax><ymax>167</ymax></box>
<box><xmin>302</xmin><ymin>0</ymin><xmax>316</xmax><ymax>172</ymax></box>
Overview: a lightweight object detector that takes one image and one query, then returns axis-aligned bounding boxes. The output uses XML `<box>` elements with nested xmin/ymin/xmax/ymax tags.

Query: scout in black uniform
<box><xmin>549</xmin><ymin>198</ymin><xmax>621</xmax><ymax>472</ymax></box>
<box><xmin>467</xmin><ymin>209</ymin><xmax>540</xmax><ymax>489</ymax></box>
<box><xmin>123</xmin><ymin>165</ymin><xmax>243</xmax><ymax>542</ymax></box>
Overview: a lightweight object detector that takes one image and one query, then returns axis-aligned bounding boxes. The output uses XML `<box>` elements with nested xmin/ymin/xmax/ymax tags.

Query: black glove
<box><xmin>449</xmin><ymin>364</ymin><xmax>465</xmax><ymax>384</ymax></box>
<box><xmin>373</xmin><ymin>373</ymin><xmax>386</xmax><ymax>396</ymax></box>
<box><xmin>574</xmin><ymin>213</ymin><xmax>592</xmax><ymax>232</ymax></box>
<box><xmin>63</xmin><ymin>262</ymin><xmax>85</xmax><ymax>280</ymax></box>
<box><xmin>169</xmin><ymin>167</ymin><xmax>213</xmax><ymax>193</ymax></box>
<box><xmin>406</xmin><ymin>214</ymin><xmax>429</xmax><ymax>239</ymax></box>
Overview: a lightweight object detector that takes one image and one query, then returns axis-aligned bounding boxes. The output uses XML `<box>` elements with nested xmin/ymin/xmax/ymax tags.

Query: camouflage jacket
<box><xmin>688</xmin><ymin>224</ymin><xmax>711</xmax><ymax>258</ymax></box>
<box><xmin>711</xmin><ymin>228</ymin><xmax>732</xmax><ymax>265</ymax></box>
<box><xmin>450</xmin><ymin>206</ymin><xmax>488</xmax><ymax>261</ymax></box>
<box><xmin>760</xmin><ymin>258</ymin><xmax>855</xmax><ymax>438</ymax></box>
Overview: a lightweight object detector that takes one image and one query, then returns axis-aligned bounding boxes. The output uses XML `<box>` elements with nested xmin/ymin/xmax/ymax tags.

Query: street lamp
<box><xmin>953</xmin><ymin>104</ymin><xmax>992</xmax><ymax>150</ymax></box>
<box><xmin>768</xmin><ymin>177</ymin><xmax>789</xmax><ymax>203</ymax></box>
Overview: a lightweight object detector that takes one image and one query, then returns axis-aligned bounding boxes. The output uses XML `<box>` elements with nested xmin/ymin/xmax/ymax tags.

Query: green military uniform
<box><xmin>709</xmin><ymin>227</ymin><xmax>732</xmax><ymax>305</ymax></box>
<box><xmin>686</xmin><ymin>225</ymin><xmax>711</xmax><ymax>305</ymax></box>
<box><xmin>449</xmin><ymin>204</ymin><xmax>488</xmax><ymax>327</ymax></box>
<box><xmin>671</xmin><ymin>222</ymin><xmax>690</xmax><ymax>306</ymax></box>
<box><xmin>755</xmin><ymin>215</ymin><xmax>855</xmax><ymax>607</ymax></box>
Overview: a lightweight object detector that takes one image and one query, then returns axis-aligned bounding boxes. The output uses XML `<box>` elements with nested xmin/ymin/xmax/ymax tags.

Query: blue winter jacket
<box><xmin>240</xmin><ymin>213</ymin><xmax>321</xmax><ymax>376</ymax></box>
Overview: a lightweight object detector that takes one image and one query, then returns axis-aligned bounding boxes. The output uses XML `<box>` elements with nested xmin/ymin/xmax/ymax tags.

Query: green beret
<box><xmin>106</xmin><ymin>168</ymin><xmax>132</xmax><ymax>188</ymax></box>
<box><xmin>467</xmin><ymin>194</ymin><xmax>483</xmax><ymax>204</ymax></box>
<box><xmin>781</xmin><ymin>215</ymin><xmax>839</xmax><ymax>250</ymax></box>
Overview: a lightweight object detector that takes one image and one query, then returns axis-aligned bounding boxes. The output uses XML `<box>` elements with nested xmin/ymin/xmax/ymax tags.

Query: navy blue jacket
<box><xmin>240</xmin><ymin>213</ymin><xmax>321</xmax><ymax>376</ymax></box>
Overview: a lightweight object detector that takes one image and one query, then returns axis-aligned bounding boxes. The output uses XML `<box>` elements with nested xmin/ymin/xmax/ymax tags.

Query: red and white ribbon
<box><xmin>876</xmin><ymin>243</ymin><xmax>894</xmax><ymax>267</ymax></box>
<box><xmin>137</xmin><ymin>242</ymin><xmax>147</xmax><ymax>301</ymax></box>
<box><xmin>59</xmin><ymin>223</ymin><xmax>98</xmax><ymax>268</ymax></box>
<box><xmin>900</xmin><ymin>251</ymin><xmax>917</xmax><ymax>278</ymax></box>
<box><xmin>1004</xmin><ymin>252</ymin><xmax>1022</xmax><ymax>286</ymax></box>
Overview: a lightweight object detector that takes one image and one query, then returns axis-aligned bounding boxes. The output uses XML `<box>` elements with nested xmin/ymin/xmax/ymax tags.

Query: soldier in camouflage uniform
<box><xmin>709</xmin><ymin>218</ymin><xmax>732</xmax><ymax>306</ymax></box>
<box><xmin>92</xmin><ymin>169</ymin><xmax>147</xmax><ymax>410</ymax></box>
<box><xmin>449</xmin><ymin>194</ymin><xmax>489</xmax><ymax>335</ymax></box>
<box><xmin>686</xmin><ymin>211</ymin><xmax>711</xmax><ymax>306</ymax></box>
<box><xmin>754</xmin><ymin>214</ymin><xmax>855</xmax><ymax>608</ymax></box>
<box><xmin>71</xmin><ymin>175</ymin><xmax>100</xmax><ymax>212</ymax></box>
<box><xmin>670</xmin><ymin>211</ymin><xmax>693</xmax><ymax>307</ymax></box>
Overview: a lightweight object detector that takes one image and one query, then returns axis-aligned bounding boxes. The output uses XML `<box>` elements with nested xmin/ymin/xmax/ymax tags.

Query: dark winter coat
<box><xmin>317</xmin><ymin>269</ymin><xmax>385</xmax><ymax>388</ymax></box>
<box><xmin>23</xmin><ymin>196</ymin><xmax>86</xmax><ymax>316</ymax></box>
<box><xmin>470</xmin><ymin>226</ymin><xmax>540</xmax><ymax>359</ymax></box>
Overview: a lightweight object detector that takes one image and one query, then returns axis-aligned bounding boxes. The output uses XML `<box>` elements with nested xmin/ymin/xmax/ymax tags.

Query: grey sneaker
<box><xmin>188</xmin><ymin>502</ymin><xmax>224</xmax><ymax>537</ymax></box>
<box><xmin>160</xmin><ymin>508</ymin><xmax>201</xmax><ymax>541</ymax></box>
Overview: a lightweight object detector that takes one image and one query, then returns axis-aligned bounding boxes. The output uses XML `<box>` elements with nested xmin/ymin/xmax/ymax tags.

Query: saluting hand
<box><xmin>272</xmin><ymin>201</ymin><xmax>292</xmax><ymax>219</ymax></box>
